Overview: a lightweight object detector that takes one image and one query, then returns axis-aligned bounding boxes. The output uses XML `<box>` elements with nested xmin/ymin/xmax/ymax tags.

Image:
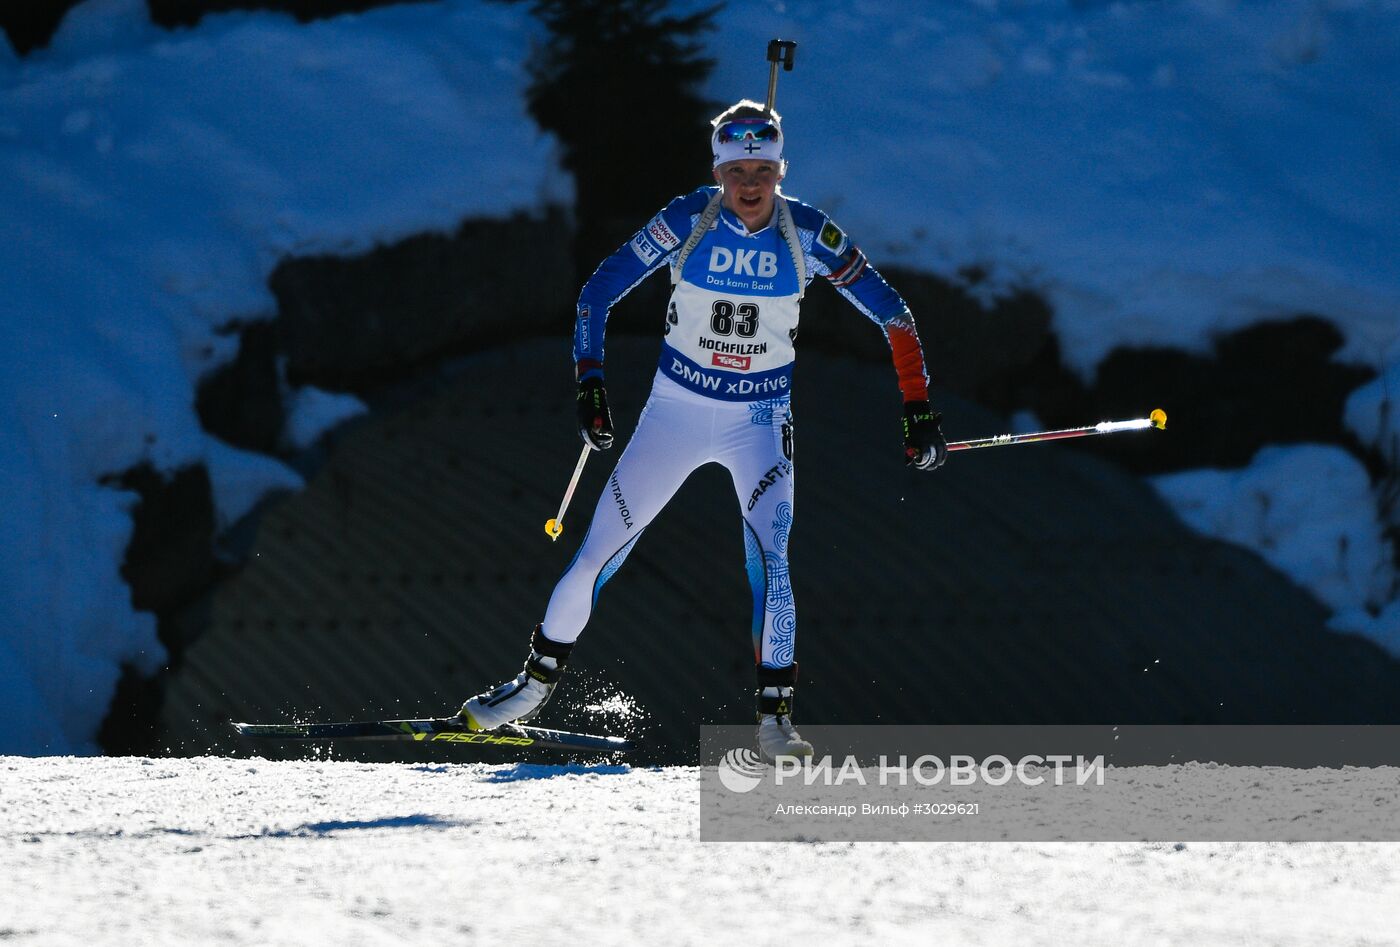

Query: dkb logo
<box><xmin>709</xmin><ymin>247</ymin><xmax>779</xmax><ymax>278</ymax></box>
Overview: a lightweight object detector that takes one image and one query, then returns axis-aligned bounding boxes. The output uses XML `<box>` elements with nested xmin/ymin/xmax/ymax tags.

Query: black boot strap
<box><xmin>756</xmin><ymin>662</ymin><xmax>798</xmax><ymax>688</ymax></box>
<box><xmin>525</xmin><ymin>652</ymin><xmax>566</xmax><ymax>685</ymax></box>
<box><xmin>530</xmin><ymin>624</ymin><xmax>574</xmax><ymax>663</ymax></box>
<box><xmin>757</xmin><ymin>688</ymin><xmax>795</xmax><ymax>717</ymax></box>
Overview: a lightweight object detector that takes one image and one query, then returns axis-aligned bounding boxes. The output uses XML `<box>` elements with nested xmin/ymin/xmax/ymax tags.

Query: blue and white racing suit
<box><xmin>542</xmin><ymin>186</ymin><xmax>932</xmax><ymax>672</ymax></box>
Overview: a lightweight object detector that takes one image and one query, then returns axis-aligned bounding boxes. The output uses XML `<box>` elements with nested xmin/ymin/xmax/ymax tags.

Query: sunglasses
<box><xmin>714</xmin><ymin>119</ymin><xmax>781</xmax><ymax>144</ymax></box>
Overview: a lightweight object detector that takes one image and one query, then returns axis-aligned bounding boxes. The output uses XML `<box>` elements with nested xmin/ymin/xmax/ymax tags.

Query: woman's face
<box><xmin>714</xmin><ymin>159</ymin><xmax>784</xmax><ymax>231</ymax></box>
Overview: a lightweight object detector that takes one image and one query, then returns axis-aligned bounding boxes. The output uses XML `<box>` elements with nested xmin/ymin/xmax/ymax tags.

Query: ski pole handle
<box><xmin>765</xmin><ymin>39</ymin><xmax>797</xmax><ymax>112</ymax></box>
<box><xmin>545</xmin><ymin>444</ymin><xmax>592</xmax><ymax>541</ymax></box>
<box><xmin>947</xmin><ymin>408</ymin><xmax>1167</xmax><ymax>452</ymax></box>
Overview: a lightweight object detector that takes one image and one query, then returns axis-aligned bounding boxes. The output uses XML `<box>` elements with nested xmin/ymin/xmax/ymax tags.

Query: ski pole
<box><xmin>765</xmin><ymin>39</ymin><xmax>797</xmax><ymax>112</ymax></box>
<box><xmin>947</xmin><ymin>408</ymin><xmax>1167</xmax><ymax>452</ymax></box>
<box><xmin>545</xmin><ymin>444</ymin><xmax>592</xmax><ymax>541</ymax></box>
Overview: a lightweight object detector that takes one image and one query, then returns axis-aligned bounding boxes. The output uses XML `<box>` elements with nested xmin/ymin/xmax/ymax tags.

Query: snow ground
<box><xmin>3</xmin><ymin>756</ymin><xmax>1399</xmax><ymax>946</ymax></box>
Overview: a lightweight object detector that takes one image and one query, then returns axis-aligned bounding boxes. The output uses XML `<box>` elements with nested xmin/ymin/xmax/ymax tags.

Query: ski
<box><xmin>231</xmin><ymin>718</ymin><xmax>633</xmax><ymax>754</ymax></box>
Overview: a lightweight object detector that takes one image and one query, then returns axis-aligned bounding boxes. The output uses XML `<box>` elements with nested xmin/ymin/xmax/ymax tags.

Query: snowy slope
<box><xmin>2</xmin><ymin>756</ymin><xmax>1399</xmax><ymax>945</ymax></box>
<box><xmin>708</xmin><ymin>0</ymin><xmax>1400</xmax><ymax>376</ymax></box>
<box><xmin>0</xmin><ymin>0</ymin><xmax>559</xmax><ymax>754</ymax></box>
<box><xmin>1153</xmin><ymin>446</ymin><xmax>1400</xmax><ymax>652</ymax></box>
<box><xmin>4</xmin><ymin>0</ymin><xmax>1400</xmax><ymax>757</ymax></box>
<box><xmin>706</xmin><ymin>0</ymin><xmax>1400</xmax><ymax>647</ymax></box>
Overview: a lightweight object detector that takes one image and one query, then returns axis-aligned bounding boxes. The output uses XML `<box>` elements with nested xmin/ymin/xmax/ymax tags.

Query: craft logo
<box><xmin>747</xmin><ymin>461</ymin><xmax>792</xmax><ymax>511</ymax></box>
<box><xmin>713</xmin><ymin>352</ymin><xmax>751</xmax><ymax>371</ymax></box>
<box><xmin>647</xmin><ymin>214</ymin><xmax>680</xmax><ymax>250</ymax></box>
<box><xmin>716</xmin><ymin>747</ymin><xmax>767</xmax><ymax>793</ymax></box>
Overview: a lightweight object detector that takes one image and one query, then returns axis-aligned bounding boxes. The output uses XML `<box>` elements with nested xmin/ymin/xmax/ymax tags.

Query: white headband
<box><xmin>711</xmin><ymin>120</ymin><xmax>785</xmax><ymax>168</ymax></box>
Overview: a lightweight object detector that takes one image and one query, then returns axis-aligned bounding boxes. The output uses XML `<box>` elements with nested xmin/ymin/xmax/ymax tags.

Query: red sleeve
<box><xmin>885</xmin><ymin>312</ymin><xmax>930</xmax><ymax>402</ymax></box>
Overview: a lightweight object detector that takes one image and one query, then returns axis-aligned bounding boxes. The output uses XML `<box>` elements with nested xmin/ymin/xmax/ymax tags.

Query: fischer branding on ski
<box><xmin>231</xmin><ymin>718</ymin><xmax>633</xmax><ymax>754</ymax></box>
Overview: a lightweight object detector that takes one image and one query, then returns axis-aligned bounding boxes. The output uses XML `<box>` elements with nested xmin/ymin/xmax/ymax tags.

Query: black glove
<box><xmin>902</xmin><ymin>400</ymin><xmax>947</xmax><ymax>470</ymax></box>
<box><xmin>577</xmin><ymin>377</ymin><xmax>615</xmax><ymax>450</ymax></box>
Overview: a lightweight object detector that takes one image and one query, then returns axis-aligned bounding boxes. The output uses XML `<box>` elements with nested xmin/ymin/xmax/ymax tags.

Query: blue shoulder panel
<box><xmin>784</xmin><ymin>195</ymin><xmax>930</xmax><ymax>401</ymax></box>
<box><xmin>784</xmin><ymin>196</ymin><xmax>908</xmax><ymax>323</ymax></box>
<box><xmin>573</xmin><ymin>187</ymin><xmax>715</xmax><ymax>376</ymax></box>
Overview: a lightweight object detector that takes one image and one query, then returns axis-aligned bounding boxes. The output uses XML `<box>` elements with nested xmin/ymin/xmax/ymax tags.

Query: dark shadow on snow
<box><xmin>233</xmin><ymin>814</ymin><xmax>467</xmax><ymax>838</ymax></box>
<box><xmin>484</xmin><ymin>763</ymin><xmax>632</xmax><ymax>783</ymax></box>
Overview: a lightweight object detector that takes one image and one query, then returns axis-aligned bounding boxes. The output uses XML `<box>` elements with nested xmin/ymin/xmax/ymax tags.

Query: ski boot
<box><xmin>755</xmin><ymin>664</ymin><xmax>813</xmax><ymax>762</ymax></box>
<box><xmin>459</xmin><ymin>625</ymin><xmax>573</xmax><ymax>731</ymax></box>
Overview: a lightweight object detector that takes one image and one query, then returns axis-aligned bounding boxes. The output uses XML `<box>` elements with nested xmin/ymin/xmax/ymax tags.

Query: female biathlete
<box><xmin>460</xmin><ymin>100</ymin><xmax>946</xmax><ymax>760</ymax></box>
